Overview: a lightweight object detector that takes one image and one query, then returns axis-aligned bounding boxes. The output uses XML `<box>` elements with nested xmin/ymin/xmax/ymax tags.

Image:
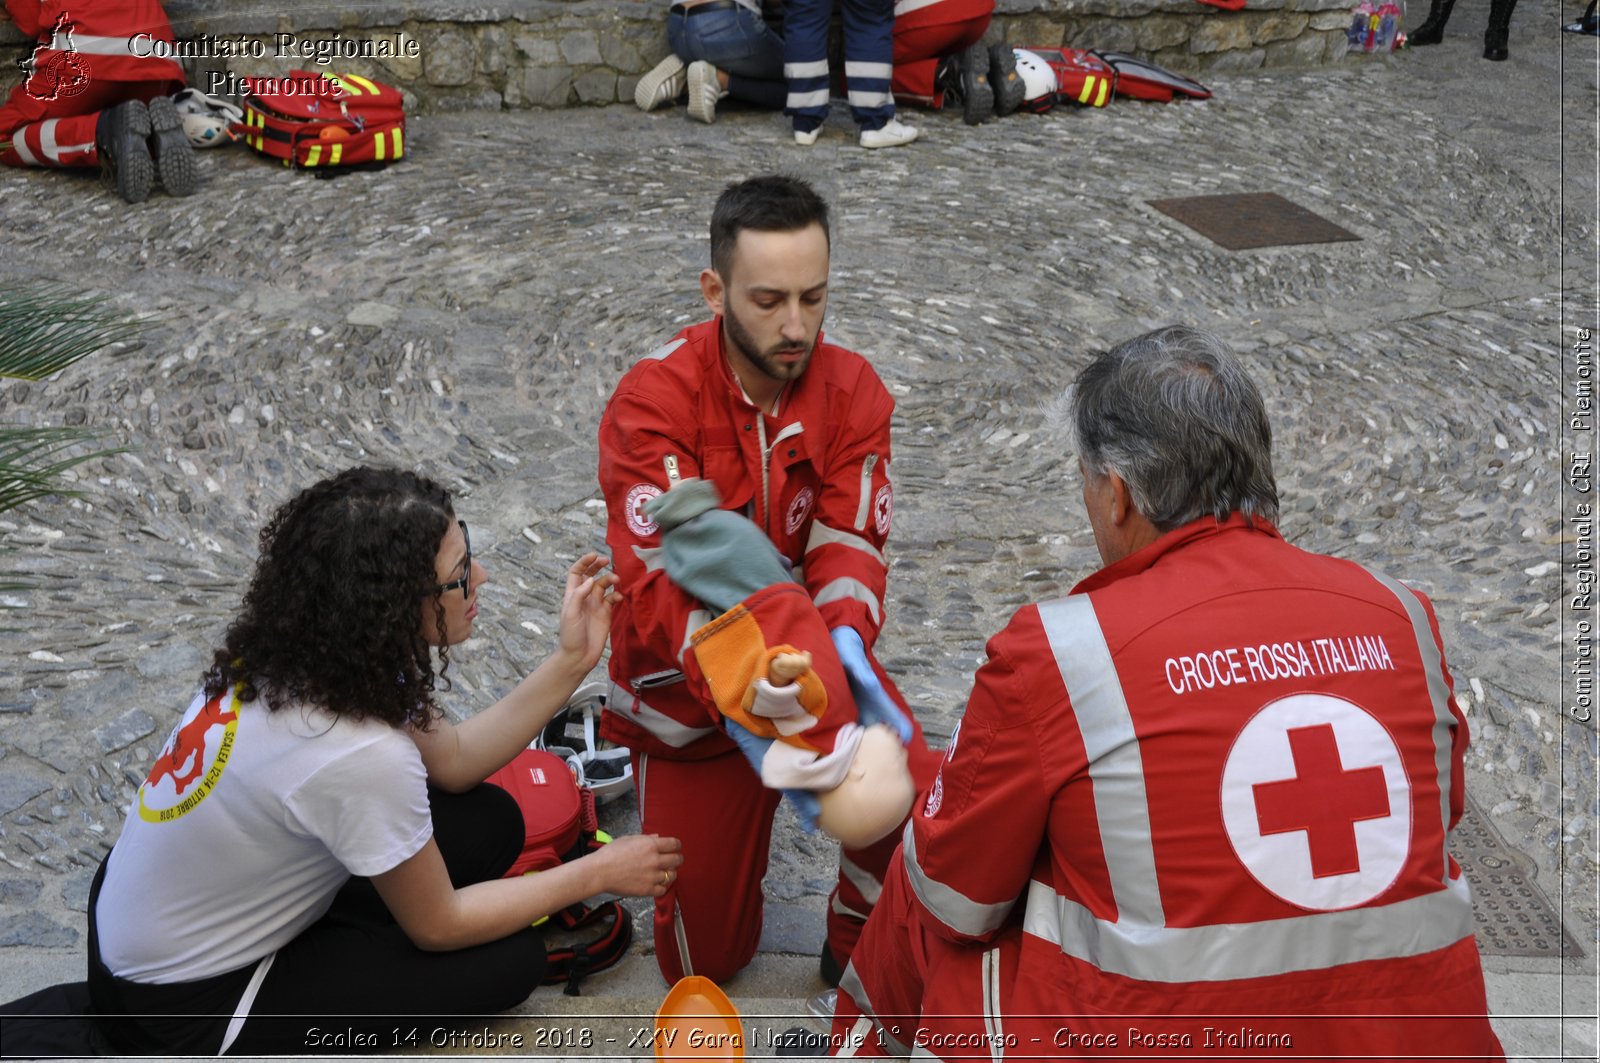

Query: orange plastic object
<box><xmin>654</xmin><ymin>976</ymin><xmax>745</xmax><ymax>1060</ymax></box>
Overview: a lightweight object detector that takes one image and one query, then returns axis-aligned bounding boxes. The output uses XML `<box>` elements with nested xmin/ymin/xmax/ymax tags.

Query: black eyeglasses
<box><xmin>434</xmin><ymin>520</ymin><xmax>472</xmax><ymax>599</ymax></box>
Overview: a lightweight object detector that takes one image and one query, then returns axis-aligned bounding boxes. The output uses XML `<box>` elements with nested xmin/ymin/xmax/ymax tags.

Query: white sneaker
<box><xmin>635</xmin><ymin>55</ymin><xmax>687</xmax><ymax>112</ymax></box>
<box><xmin>859</xmin><ymin>117</ymin><xmax>919</xmax><ymax>149</ymax></box>
<box><xmin>686</xmin><ymin>61</ymin><xmax>728</xmax><ymax>124</ymax></box>
<box><xmin>794</xmin><ymin>125</ymin><xmax>822</xmax><ymax>145</ymax></box>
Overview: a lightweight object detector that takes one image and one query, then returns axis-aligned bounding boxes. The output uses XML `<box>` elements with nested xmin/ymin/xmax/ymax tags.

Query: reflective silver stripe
<box><xmin>1038</xmin><ymin>596</ymin><xmax>1165</xmax><ymax>928</ymax></box>
<box><xmin>813</xmin><ymin>577</ymin><xmax>881</xmax><ymax>625</ymax></box>
<box><xmin>642</xmin><ymin>338</ymin><xmax>686</xmax><ymax>362</ymax></box>
<box><xmin>982</xmin><ymin>946</ymin><xmax>1003</xmax><ymax>1062</ymax></box>
<box><xmin>847</xmin><ymin>90</ymin><xmax>892</xmax><ymax>109</ymax></box>
<box><xmin>1368</xmin><ymin>570</ymin><xmax>1457</xmax><ymax>882</ymax></box>
<box><xmin>901</xmin><ymin>818</ymin><xmax>1015</xmax><ymax>937</ymax></box>
<box><xmin>838</xmin><ymin>851</ymin><xmax>882</xmax><ymax>906</ymax></box>
<box><xmin>43</xmin><ymin>33</ymin><xmax>139</xmax><ymax>56</ymax></box>
<box><xmin>604</xmin><ymin>680</ymin><xmax>718</xmax><ymax>748</ymax></box>
<box><xmin>773</xmin><ymin>421</ymin><xmax>804</xmax><ymax>446</ymax></box>
<box><xmin>12</xmin><ymin>127</ymin><xmax>38</xmax><ymax>165</ymax></box>
<box><xmin>844</xmin><ymin>61</ymin><xmax>894</xmax><ymax>79</ymax></box>
<box><xmin>37</xmin><ymin>120</ymin><xmax>62</xmax><ymax>163</ymax></box>
<box><xmin>835</xmin><ymin>1016</ymin><xmax>875</xmax><ymax>1058</ymax></box>
<box><xmin>680</xmin><ymin>607</ymin><xmax>711</xmax><ymax>662</ymax></box>
<box><xmin>1023</xmin><ymin>873</ymin><xmax>1476</xmax><ymax>983</ymax></box>
<box><xmin>786</xmin><ymin>60</ymin><xmax>829</xmax><ymax>78</ymax></box>
<box><xmin>894</xmin><ymin>0</ymin><xmax>946</xmax><ymax>14</ymax></box>
<box><xmin>830</xmin><ymin>893</ymin><xmax>870</xmax><ymax>920</ymax></box>
<box><xmin>839</xmin><ymin>962</ymin><xmax>912</xmax><ymax>1056</ymax></box>
<box><xmin>633</xmin><ymin>545</ymin><xmax>666</xmax><ymax>573</ymax></box>
<box><xmin>805</xmin><ymin>522</ymin><xmax>886</xmax><ymax>566</ymax></box>
<box><xmin>853</xmin><ymin>454</ymin><xmax>879</xmax><ymax>530</ymax></box>
<box><xmin>787</xmin><ymin>89</ymin><xmax>830</xmax><ymax>108</ymax></box>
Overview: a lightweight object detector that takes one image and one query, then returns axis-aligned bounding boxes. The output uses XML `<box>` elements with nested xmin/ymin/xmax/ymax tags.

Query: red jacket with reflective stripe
<box><xmin>903</xmin><ymin>515</ymin><xmax>1501</xmax><ymax>1055</ymax></box>
<box><xmin>598</xmin><ymin>318</ymin><xmax>895</xmax><ymax>759</ymax></box>
<box><xmin>10</xmin><ymin>0</ymin><xmax>184</xmax><ymax>87</ymax></box>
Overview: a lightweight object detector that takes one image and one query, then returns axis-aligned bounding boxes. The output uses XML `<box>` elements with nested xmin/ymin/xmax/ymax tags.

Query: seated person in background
<box><xmin>828</xmin><ymin>327</ymin><xmax>1505</xmax><ymax>1060</ymax></box>
<box><xmin>634</xmin><ymin>0</ymin><xmax>1017</xmax><ymax>129</ymax></box>
<box><xmin>634</xmin><ymin>0</ymin><xmax>788</xmax><ymax>124</ymax></box>
<box><xmin>0</xmin><ymin>0</ymin><xmax>196</xmax><ymax>202</ymax></box>
<box><xmin>89</xmin><ymin>466</ymin><xmax>681</xmax><ymax>1055</ymax></box>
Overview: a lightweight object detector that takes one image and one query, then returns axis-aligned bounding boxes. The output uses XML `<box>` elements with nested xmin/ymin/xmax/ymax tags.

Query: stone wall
<box><xmin>0</xmin><ymin>0</ymin><xmax>1358</xmax><ymax>114</ymax></box>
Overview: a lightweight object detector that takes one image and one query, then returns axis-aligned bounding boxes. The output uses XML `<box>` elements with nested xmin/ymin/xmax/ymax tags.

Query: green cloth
<box><xmin>643</xmin><ymin>478</ymin><xmax>796</xmax><ymax>614</ymax></box>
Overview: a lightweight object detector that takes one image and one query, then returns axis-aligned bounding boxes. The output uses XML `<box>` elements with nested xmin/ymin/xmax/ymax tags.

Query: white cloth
<box><xmin>96</xmin><ymin>686</ymin><xmax>433</xmax><ymax>983</ymax></box>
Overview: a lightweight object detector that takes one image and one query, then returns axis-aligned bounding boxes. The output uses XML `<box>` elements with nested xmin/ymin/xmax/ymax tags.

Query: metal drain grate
<box><xmin>1146</xmin><ymin>192</ymin><xmax>1361</xmax><ymax>250</ymax></box>
<box><xmin>1457</xmin><ymin>797</ymin><xmax>1582</xmax><ymax>958</ymax></box>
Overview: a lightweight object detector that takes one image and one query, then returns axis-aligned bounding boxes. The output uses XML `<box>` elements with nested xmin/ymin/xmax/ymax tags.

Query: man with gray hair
<box><xmin>824</xmin><ymin>326</ymin><xmax>1503</xmax><ymax>1059</ymax></box>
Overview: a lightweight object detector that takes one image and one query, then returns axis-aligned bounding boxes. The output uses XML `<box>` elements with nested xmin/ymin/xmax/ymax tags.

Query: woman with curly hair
<box><xmin>86</xmin><ymin>466</ymin><xmax>682</xmax><ymax>1055</ymax></box>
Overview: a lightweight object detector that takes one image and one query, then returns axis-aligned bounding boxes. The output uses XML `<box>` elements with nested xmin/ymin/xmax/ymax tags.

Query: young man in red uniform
<box><xmin>597</xmin><ymin>175</ymin><xmax>939</xmax><ymax>985</ymax></box>
<box><xmin>828</xmin><ymin>326</ymin><xmax>1505</xmax><ymax>1059</ymax></box>
<box><xmin>0</xmin><ymin>0</ymin><xmax>193</xmax><ymax>202</ymax></box>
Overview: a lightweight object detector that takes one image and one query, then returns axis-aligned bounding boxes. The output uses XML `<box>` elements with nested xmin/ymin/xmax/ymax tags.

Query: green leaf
<box><xmin>0</xmin><ymin>284</ymin><xmax>145</xmax><ymax>381</ymax></box>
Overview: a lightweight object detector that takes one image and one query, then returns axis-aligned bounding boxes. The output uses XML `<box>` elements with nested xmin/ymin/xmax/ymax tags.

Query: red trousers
<box><xmin>891</xmin><ymin>0</ymin><xmax>993</xmax><ymax>107</ymax></box>
<box><xmin>0</xmin><ymin>80</ymin><xmax>173</xmax><ymax>169</ymax></box>
<box><xmin>635</xmin><ymin>727</ymin><xmax>940</xmax><ymax>985</ymax></box>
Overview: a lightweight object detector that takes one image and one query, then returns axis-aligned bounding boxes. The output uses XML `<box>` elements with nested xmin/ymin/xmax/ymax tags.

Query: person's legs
<box><xmin>889</xmin><ymin>0</ymin><xmax>992</xmax><ymax>108</ymax></box>
<box><xmin>841</xmin><ymin>0</ymin><xmax>898</xmax><ymax>131</ymax></box>
<box><xmin>783</xmin><ymin>0</ymin><xmax>833</xmax><ymax>138</ymax></box>
<box><xmin>635</xmin><ymin>748</ymin><xmax>780</xmax><ymax>984</ymax></box>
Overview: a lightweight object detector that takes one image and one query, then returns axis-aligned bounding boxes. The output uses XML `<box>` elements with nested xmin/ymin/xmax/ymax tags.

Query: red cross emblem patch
<box><xmin>1220</xmin><ymin>693</ymin><xmax>1410</xmax><ymax>910</ymax></box>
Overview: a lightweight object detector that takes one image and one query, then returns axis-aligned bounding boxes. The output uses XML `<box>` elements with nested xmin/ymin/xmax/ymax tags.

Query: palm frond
<box><xmin>0</xmin><ymin>425</ymin><xmax>127</xmax><ymax>513</ymax></box>
<box><xmin>0</xmin><ymin>284</ymin><xmax>145</xmax><ymax>380</ymax></box>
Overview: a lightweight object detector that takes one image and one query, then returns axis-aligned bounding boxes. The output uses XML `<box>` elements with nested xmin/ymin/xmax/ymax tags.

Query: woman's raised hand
<box><xmin>592</xmin><ymin>833</ymin><xmax>685</xmax><ymax>898</ymax></box>
<box><xmin>556</xmin><ymin>552</ymin><xmax>622</xmax><ymax>671</ymax></box>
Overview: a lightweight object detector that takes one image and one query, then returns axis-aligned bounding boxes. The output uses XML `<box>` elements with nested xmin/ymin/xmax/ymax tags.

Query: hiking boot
<box><xmin>859</xmin><ymin>117</ymin><xmax>919</xmax><ymax>148</ymax></box>
<box><xmin>1482</xmin><ymin>0</ymin><xmax>1514</xmax><ymax>58</ymax></box>
<box><xmin>686</xmin><ymin>61</ymin><xmax>728</xmax><ymax>124</ymax></box>
<box><xmin>934</xmin><ymin>42</ymin><xmax>993</xmax><ymax>125</ymax></box>
<box><xmin>146</xmin><ymin>95</ymin><xmax>198</xmax><ymax>197</ymax></box>
<box><xmin>635</xmin><ymin>54</ymin><xmax>687</xmax><ymax>111</ymax></box>
<box><xmin>990</xmin><ymin>43</ymin><xmax>1026</xmax><ymax>117</ymax></box>
<box><xmin>96</xmin><ymin>99</ymin><xmax>153</xmax><ymax>204</ymax></box>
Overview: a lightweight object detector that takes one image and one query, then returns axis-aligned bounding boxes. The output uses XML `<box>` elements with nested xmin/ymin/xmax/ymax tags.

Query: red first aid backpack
<box><xmin>241</xmin><ymin>70</ymin><xmax>405</xmax><ymax>170</ymax></box>
<box><xmin>485</xmin><ymin>748</ymin><xmax>633</xmax><ymax>995</ymax></box>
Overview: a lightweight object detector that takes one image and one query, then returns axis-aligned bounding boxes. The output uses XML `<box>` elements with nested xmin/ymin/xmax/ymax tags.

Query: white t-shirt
<box><xmin>96</xmin><ymin>686</ymin><xmax>433</xmax><ymax>983</ymax></box>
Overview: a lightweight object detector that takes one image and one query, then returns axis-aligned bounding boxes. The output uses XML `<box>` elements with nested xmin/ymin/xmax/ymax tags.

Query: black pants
<box><xmin>88</xmin><ymin>784</ymin><xmax>545</xmax><ymax>1055</ymax></box>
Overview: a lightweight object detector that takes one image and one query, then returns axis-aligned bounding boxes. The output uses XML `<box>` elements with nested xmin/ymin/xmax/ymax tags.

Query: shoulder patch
<box><xmin>625</xmin><ymin>483</ymin><xmax>663</xmax><ymax>537</ymax></box>
<box><xmin>642</xmin><ymin>338</ymin><xmax>687</xmax><ymax>363</ymax></box>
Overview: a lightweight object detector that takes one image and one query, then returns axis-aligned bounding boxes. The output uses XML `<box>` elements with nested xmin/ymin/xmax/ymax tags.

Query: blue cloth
<box><xmin>782</xmin><ymin>0</ymin><xmax>896</xmax><ymax>131</ymax></box>
<box><xmin>724</xmin><ymin>716</ymin><xmax>822</xmax><ymax>832</ymax></box>
<box><xmin>668</xmin><ymin>5</ymin><xmax>788</xmax><ymax>109</ymax></box>
<box><xmin>830</xmin><ymin>627</ymin><xmax>913</xmax><ymax>744</ymax></box>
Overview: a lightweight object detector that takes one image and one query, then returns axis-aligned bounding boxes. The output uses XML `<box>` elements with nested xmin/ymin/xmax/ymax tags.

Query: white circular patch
<box><xmin>625</xmin><ymin>483</ymin><xmax>662</xmax><ymax>537</ymax></box>
<box><xmin>923</xmin><ymin>773</ymin><xmax>944</xmax><ymax>818</ymax></box>
<box><xmin>1220</xmin><ymin>693</ymin><xmax>1411</xmax><ymax>911</ymax></box>
<box><xmin>785</xmin><ymin>487</ymin><xmax>815</xmax><ymax>535</ymax></box>
<box><xmin>873</xmin><ymin>484</ymin><xmax>893</xmax><ymax>536</ymax></box>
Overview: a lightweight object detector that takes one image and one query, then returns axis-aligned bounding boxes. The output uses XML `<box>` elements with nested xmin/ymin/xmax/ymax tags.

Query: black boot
<box><xmin>95</xmin><ymin>99</ymin><xmax>153</xmax><ymax>204</ymax></box>
<box><xmin>1483</xmin><ymin>0</ymin><xmax>1517</xmax><ymax>58</ymax></box>
<box><xmin>1409</xmin><ymin>0</ymin><xmax>1455</xmax><ymax>44</ymax></box>
<box><xmin>934</xmin><ymin>43</ymin><xmax>993</xmax><ymax>125</ymax></box>
<box><xmin>145</xmin><ymin>95</ymin><xmax>198</xmax><ymax>196</ymax></box>
<box><xmin>989</xmin><ymin>43</ymin><xmax>1025</xmax><ymax>117</ymax></box>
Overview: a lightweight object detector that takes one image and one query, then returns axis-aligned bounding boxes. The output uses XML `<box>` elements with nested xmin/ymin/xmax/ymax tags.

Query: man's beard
<box><xmin>725</xmin><ymin>302</ymin><xmax>815</xmax><ymax>383</ymax></box>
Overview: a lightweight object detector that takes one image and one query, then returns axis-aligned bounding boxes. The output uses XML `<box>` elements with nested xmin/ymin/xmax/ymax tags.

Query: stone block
<box><xmin>573</xmin><ymin>68</ymin><xmax>618</xmax><ymax>103</ymax></box>
<box><xmin>1189</xmin><ymin>14</ymin><xmax>1255</xmax><ymax>52</ymax></box>
<box><xmin>1204</xmin><ymin>44</ymin><xmax>1266</xmax><ymax>69</ymax></box>
<box><xmin>560</xmin><ymin>30</ymin><xmax>603</xmax><ymax>65</ymax></box>
<box><xmin>424</xmin><ymin>28</ymin><xmax>477</xmax><ymax>85</ymax></box>
<box><xmin>369</xmin><ymin>31</ymin><xmax>424</xmax><ymax>81</ymax></box>
<box><xmin>1067</xmin><ymin>18</ymin><xmax>1140</xmax><ymax>51</ymax></box>
<box><xmin>1265</xmin><ymin>31</ymin><xmax>1329</xmax><ymax>64</ymax></box>
<box><xmin>0</xmin><ymin>911</ymin><xmax>78</xmax><ymax>948</ymax></box>
<box><xmin>513</xmin><ymin>33</ymin><xmax>562</xmax><ymax>64</ymax></box>
<box><xmin>1253</xmin><ymin>11</ymin><xmax>1310</xmax><ymax>43</ymax></box>
<box><xmin>481</xmin><ymin>26</ymin><xmax>509</xmax><ymax>75</ymax></box>
<box><xmin>519</xmin><ymin>65</ymin><xmax>575</xmax><ymax>107</ymax></box>
<box><xmin>1326</xmin><ymin>32</ymin><xmax>1351</xmax><ymax>59</ymax></box>
<box><xmin>429</xmin><ymin>88</ymin><xmax>507</xmax><ymax>110</ymax></box>
<box><xmin>1310</xmin><ymin>10</ymin><xmax>1356</xmax><ymax>29</ymax></box>
<box><xmin>1004</xmin><ymin>14</ymin><xmax>1066</xmax><ymax>46</ymax></box>
<box><xmin>1134</xmin><ymin>14</ymin><xmax>1191</xmax><ymax>50</ymax></box>
<box><xmin>93</xmin><ymin>709</ymin><xmax>157</xmax><ymax>754</ymax></box>
<box><xmin>599</xmin><ymin>31</ymin><xmax>645</xmax><ymax>71</ymax></box>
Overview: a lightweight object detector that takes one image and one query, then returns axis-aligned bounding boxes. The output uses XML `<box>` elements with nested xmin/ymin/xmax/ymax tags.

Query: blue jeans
<box><xmin>668</xmin><ymin>6</ymin><xmax>787</xmax><ymax>109</ymax></box>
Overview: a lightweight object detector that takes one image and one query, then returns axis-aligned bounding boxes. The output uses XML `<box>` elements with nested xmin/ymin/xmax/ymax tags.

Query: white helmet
<box><xmin>537</xmin><ymin>680</ymin><xmax>635</xmax><ymax>805</ymax></box>
<box><xmin>172</xmin><ymin>88</ymin><xmax>243</xmax><ymax>148</ymax></box>
<box><xmin>1014</xmin><ymin>50</ymin><xmax>1060</xmax><ymax>113</ymax></box>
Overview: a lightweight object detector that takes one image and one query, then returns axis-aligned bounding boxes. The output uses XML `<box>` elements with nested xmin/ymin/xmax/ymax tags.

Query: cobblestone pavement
<box><xmin>0</xmin><ymin>0</ymin><xmax>1595</xmax><ymax>1054</ymax></box>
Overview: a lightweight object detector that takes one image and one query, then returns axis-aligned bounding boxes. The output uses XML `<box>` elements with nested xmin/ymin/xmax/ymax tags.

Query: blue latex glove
<box><xmin>830</xmin><ymin>627</ymin><xmax>914</xmax><ymax>744</ymax></box>
<box><xmin>723</xmin><ymin>718</ymin><xmax>822</xmax><ymax>832</ymax></box>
